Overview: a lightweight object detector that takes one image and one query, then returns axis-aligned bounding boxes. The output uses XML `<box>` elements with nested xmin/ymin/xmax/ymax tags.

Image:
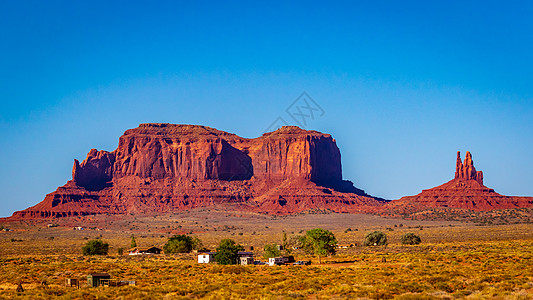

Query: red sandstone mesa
<box><xmin>8</xmin><ymin>124</ymin><xmax>384</xmax><ymax>219</ymax></box>
<box><xmin>388</xmin><ymin>151</ymin><xmax>533</xmax><ymax>211</ymax></box>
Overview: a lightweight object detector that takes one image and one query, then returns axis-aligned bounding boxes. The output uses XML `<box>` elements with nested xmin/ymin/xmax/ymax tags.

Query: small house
<box><xmin>239</xmin><ymin>256</ymin><xmax>254</xmax><ymax>265</ymax></box>
<box><xmin>128</xmin><ymin>247</ymin><xmax>162</xmax><ymax>255</ymax></box>
<box><xmin>198</xmin><ymin>252</ymin><xmax>216</xmax><ymax>263</ymax></box>
<box><xmin>237</xmin><ymin>251</ymin><xmax>254</xmax><ymax>264</ymax></box>
<box><xmin>337</xmin><ymin>243</ymin><xmax>355</xmax><ymax>249</ymax></box>
<box><xmin>87</xmin><ymin>273</ymin><xmax>110</xmax><ymax>287</ymax></box>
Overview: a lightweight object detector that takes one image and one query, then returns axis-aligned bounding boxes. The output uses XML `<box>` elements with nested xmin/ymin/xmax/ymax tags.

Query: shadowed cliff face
<box><xmin>9</xmin><ymin>124</ymin><xmax>382</xmax><ymax>219</ymax></box>
<box><xmin>72</xmin><ymin>149</ymin><xmax>115</xmax><ymax>191</ymax></box>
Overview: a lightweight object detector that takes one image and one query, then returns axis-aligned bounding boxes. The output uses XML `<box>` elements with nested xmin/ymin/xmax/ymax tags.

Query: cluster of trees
<box><xmin>264</xmin><ymin>228</ymin><xmax>337</xmax><ymax>264</ymax></box>
<box><xmin>81</xmin><ymin>234</ymin><xmax>205</xmax><ymax>256</ymax></box>
<box><xmin>163</xmin><ymin>234</ymin><xmax>203</xmax><ymax>254</ymax></box>
<box><xmin>81</xmin><ymin>229</ymin><xmax>421</xmax><ymax>258</ymax></box>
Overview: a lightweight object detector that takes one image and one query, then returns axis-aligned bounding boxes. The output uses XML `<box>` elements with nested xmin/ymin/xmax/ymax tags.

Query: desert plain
<box><xmin>1</xmin><ymin>208</ymin><xmax>533</xmax><ymax>299</ymax></box>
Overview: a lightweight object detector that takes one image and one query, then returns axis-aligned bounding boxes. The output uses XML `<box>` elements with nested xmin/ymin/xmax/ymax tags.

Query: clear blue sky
<box><xmin>1</xmin><ymin>1</ymin><xmax>532</xmax><ymax>217</ymax></box>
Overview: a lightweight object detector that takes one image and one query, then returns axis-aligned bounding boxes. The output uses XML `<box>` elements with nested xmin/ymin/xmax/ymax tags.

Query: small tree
<box><xmin>263</xmin><ymin>244</ymin><xmax>281</xmax><ymax>259</ymax></box>
<box><xmin>82</xmin><ymin>239</ymin><xmax>109</xmax><ymax>255</ymax></box>
<box><xmin>164</xmin><ymin>235</ymin><xmax>195</xmax><ymax>254</ymax></box>
<box><xmin>282</xmin><ymin>232</ymin><xmax>290</xmax><ymax>254</ymax></box>
<box><xmin>130</xmin><ymin>235</ymin><xmax>137</xmax><ymax>248</ymax></box>
<box><xmin>363</xmin><ymin>231</ymin><xmax>387</xmax><ymax>246</ymax></box>
<box><xmin>117</xmin><ymin>247</ymin><xmax>124</xmax><ymax>256</ymax></box>
<box><xmin>192</xmin><ymin>236</ymin><xmax>204</xmax><ymax>251</ymax></box>
<box><xmin>214</xmin><ymin>239</ymin><xmax>244</xmax><ymax>265</ymax></box>
<box><xmin>285</xmin><ymin>235</ymin><xmax>305</xmax><ymax>251</ymax></box>
<box><xmin>302</xmin><ymin>228</ymin><xmax>337</xmax><ymax>264</ymax></box>
<box><xmin>401</xmin><ymin>233</ymin><xmax>422</xmax><ymax>245</ymax></box>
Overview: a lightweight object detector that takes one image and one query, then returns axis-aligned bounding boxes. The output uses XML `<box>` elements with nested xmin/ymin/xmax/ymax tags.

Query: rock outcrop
<box><xmin>455</xmin><ymin>151</ymin><xmax>483</xmax><ymax>185</ymax></box>
<box><xmin>387</xmin><ymin>151</ymin><xmax>533</xmax><ymax>212</ymax></box>
<box><xmin>8</xmin><ymin>124</ymin><xmax>384</xmax><ymax>219</ymax></box>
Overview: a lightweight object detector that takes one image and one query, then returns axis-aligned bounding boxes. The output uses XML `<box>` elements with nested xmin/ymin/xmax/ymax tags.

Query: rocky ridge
<box><xmin>6</xmin><ymin>123</ymin><xmax>533</xmax><ymax>221</ymax></box>
<box><xmin>9</xmin><ymin>124</ymin><xmax>383</xmax><ymax>219</ymax></box>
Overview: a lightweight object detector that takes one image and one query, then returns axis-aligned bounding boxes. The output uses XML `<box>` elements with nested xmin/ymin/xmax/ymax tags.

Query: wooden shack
<box><xmin>87</xmin><ymin>273</ymin><xmax>110</xmax><ymax>287</ymax></box>
<box><xmin>65</xmin><ymin>278</ymin><xmax>80</xmax><ymax>288</ymax></box>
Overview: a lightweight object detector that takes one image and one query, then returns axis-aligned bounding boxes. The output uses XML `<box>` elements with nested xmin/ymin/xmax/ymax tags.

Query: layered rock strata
<box><xmin>9</xmin><ymin>124</ymin><xmax>384</xmax><ymax>219</ymax></box>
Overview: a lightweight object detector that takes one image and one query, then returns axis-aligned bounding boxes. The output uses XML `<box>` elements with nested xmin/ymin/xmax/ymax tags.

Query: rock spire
<box><xmin>455</xmin><ymin>151</ymin><xmax>483</xmax><ymax>185</ymax></box>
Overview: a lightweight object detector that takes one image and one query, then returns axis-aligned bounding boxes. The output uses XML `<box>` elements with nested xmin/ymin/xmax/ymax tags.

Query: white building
<box><xmin>268</xmin><ymin>256</ymin><xmax>290</xmax><ymax>266</ymax></box>
<box><xmin>240</xmin><ymin>256</ymin><xmax>254</xmax><ymax>265</ymax></box>
<box><xmin>198</xmin><ymin>252</ymin><xmax>216</xmax><ymax>263</ymax></box>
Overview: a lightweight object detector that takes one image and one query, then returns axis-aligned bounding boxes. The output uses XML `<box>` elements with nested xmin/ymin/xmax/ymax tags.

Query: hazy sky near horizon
<box><xmin>1</xmin><ymin>1</ymin><xmax>532</xmax><ymax>217</ymax></box>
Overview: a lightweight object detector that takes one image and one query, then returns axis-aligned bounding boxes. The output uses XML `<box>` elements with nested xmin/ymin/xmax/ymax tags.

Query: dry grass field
<box><xmin>1</xmin><ymin>209</ymin><xmax>533</xmax><ymax>299</ymax></box>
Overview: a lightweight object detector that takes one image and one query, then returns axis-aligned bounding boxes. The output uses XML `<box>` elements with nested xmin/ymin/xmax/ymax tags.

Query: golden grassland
<box><xmin>1</xmin><ymin>211</ymin><xmax>533</xmax><ymax>299</ymax></box>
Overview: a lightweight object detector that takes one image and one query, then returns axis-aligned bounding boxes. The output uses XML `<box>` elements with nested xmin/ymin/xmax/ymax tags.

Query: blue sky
<box><xmin>1</xmin><ymin>1</ymin><xmax>532</xmax><ymax>217</ymax></box>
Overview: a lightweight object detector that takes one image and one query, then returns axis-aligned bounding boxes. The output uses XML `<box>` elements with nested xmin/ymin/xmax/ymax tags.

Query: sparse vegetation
<box><xmin>1</xmin><ymin>210</ymin><xmax>533</xmax><ymax>298</ymax></box>
<box><xmin>1</xmin><ymin>238</ymin><xmax>533</xmax><ymax>299</ymax></box>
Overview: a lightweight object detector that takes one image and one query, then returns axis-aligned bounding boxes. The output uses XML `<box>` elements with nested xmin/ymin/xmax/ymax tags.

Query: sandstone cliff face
<box><xmin>246</xmin><ymin>126</ymin><xmax>342</xmax><ymax>183</ymax></box>
<box><xmin>10</xmin><ymin>124</ymin><xmax>381</xmax><ymax>219</ymax></box>
<box><xmin>112</xmin><ymin>124</ymin><xmax>253</xmax><ymax>181</ymax></box>
<box><xmin>387</xmin><ymin>151</ymin><xmax>533</xmax><ymax>212</ymax></box>
<box><xmin>72</xmin><ymin>124</ymin><xmax>341</xmax><ymax>185</ymax></box>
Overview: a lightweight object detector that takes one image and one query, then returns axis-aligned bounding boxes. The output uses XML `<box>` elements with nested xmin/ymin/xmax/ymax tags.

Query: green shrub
<box><xmin>164</xmin><ymin>235</ymin><xmax>196</xmax><ymax>254</ymax></box>
<box><xmin>263</xmin><ymin>244</ymin><xmax>281</xmax><ymax>258</ymax></box>
<box><xmin>214</xmin><ymin>239</ymin><xmax>244</xmax><ymax>265</ymax></box>
<box><xmin>363</xmin><ymin>231</ymin><xmax>387</xmax><ymax>246</ymax></box>
<box><xmin>82</xmin><ymin>239</ymin><xmax>109</xmax><ymax>255</ymax></box>
<box><xmin>130</xmin><ymin>235</ymin><xmax>137</xmax><ymax>248</ymax></box>
<box><xmin>401</xmin><ymin>233</ymin><xmax>422</xmax><ymax>245</ymax></box>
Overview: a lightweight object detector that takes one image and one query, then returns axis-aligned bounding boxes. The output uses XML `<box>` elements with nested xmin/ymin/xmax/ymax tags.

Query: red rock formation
<box><xmin>8</xmin><ymin>124</ymin><xmax>384</xmax><ymax>219</ymax></box>
<box><xmin>387</xmin><ymin>151</ymin><xmax>533</xmax><ymax>212</ymax></box>
<box><xmin>454</xmin><ymin>151</ymin><xmax>483</xmax><ymax>185</ymax></box>
<box><xmin>73</xmin><ymin>149</ymin><xmax>115</xmax><ymax>190</ymax></box>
